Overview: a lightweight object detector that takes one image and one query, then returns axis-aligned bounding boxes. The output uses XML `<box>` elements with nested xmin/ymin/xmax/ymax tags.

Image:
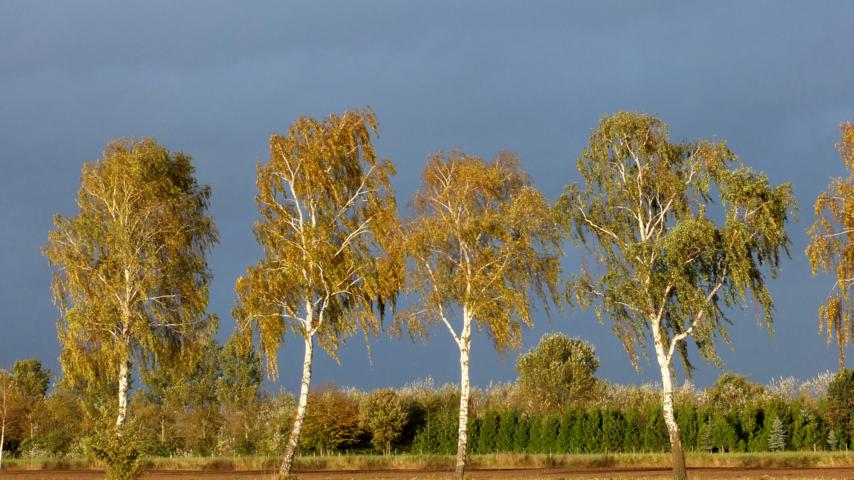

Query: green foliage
<box><xmin>706</xmin><ymin>374</ymin><xmax>766</xmax><ymax>411</ymax></box>
<box><xmin>1</xmin><ymin>369</ymin><xmax>21</xmax><ymax>460</ymax></box>
<box><xmin>476</xmin><ymin>411</ymin><xmax>498</xmax><ymax>454</ymax></box>
<box><xmin>44</xmin><ymin>138</ymin><xmax>218</xmax><ymax>433</ymax></box>
<box><xmin>601</xmin><ymin>409</ymin><xmax>625</xmax><ymax>452</ymax></box>
<box><xmin>539</xmin><ymin>416</ymin><xmax>560</xmax><ymax>453</ymax></box>
<box><xmin>698</xmin><ymin>418</ymin><xmax>713</xmax><ymax>452</ymax></box>
<box><xmin>557</xmin><ymin>411</ymin><xmax>575</xmax><ymax>452</ymax></box>
<box><xmin>527</xmin><ymin>416</ymin><xmax>543</xmax><ymax>453</ymax></box>
<box><xmin>405</xmin><ymin>383</ymin><xmax>460</xmax><ymax>455</ymax></box>
<box><xmin>511</xmin><ymin>415</ymin><xmax>530</xmax><ymax>453</ymax></box>
<box><xmin>622</xmin><ymin>408</ymin><xmax>642</xmax><ymax>452</ymax></box>
<box><xmin>825</xmin><ymin>369</ymin><xmax>854</xmax><ymax>444</ymax></box>
<box><xmin>560</xmin><ymin>111</ymin><xmax>795</xmax><ymax>373</ymax></box>
<box><xmin>559</xmin><ymin>112</ymin><xmax>794</xmax><ymax>479</ymax></box>
<box><xmin>737</xmin><ymin>406</ymin><xmax>764</xmax><ymax>452</ymax></box>
<box><xmin>139</xmin><ymin>338</ymin><xmax>227</xmax><ymax>456</ymax></box>
<box><xmin>768</xmin><ymin>416</ymin><xmax>787</xmax><ymax>451</ymax></box>
<box><xmin>827</xmin><ymin>429</ymin><xmax>839</xmax><ymax>450</ymax></box>
<box><xmin>216</xmin><ymin>336</ymin><xmax>262</xmax><ymax>407</ymax></box>
<box><xmin>21</xmin><ymin>385</ymin><xmax>81</xmax><ymax>457</ymax></box>
<box><xmin>515</xmin><ymin>334</ymin><xmax>599</xmax><ymax>413</ymax></box>
<box><xmin>806</xmin><ymin>122</ymin><xmax>854</xmax><ymax>369</ymax></box>
<box><xmin>85</xmin><ymin>427</ymin><xmax>143</xmax><ymax>480</ymax></box>
<box><xmin>0</xmin><ymin>360</ymin><xmax>52</xmax><ymax>458</ymax></box>
<box><xmin>410</xmin><ymin>405</ymin><xmax>459</xmax><ymax>455</ymax></box>
<box><xmin>790</xmin><ymin>404</ymin><xmax>823</xmax><ymax>450</ymax></box>
<box><xmin>496</xmin><ymin>411</ymin><xmax>518</xmax><ymax>453</ymax></box>
<box><xmin>642</xmin><ymin>405</ymin><xmax>668</xmax><ymax>452</ymax></box>
<box><xmin>214</xmin><ymin>337</ymin><xmax>263</xmax><ymax>456</ymax></box>
<box><xmin>711</xmin><ymin>413</ymin><xmax>739</xmax><ymax>452</ymax></box>
<box><xmin>11</xmin><ymin>359</ymin><xmax>51</xmax><ymax>399</ymax></box>
<box><xmin>676</xmin><ymin>404</ymin><xmax>699</xmax><ymax>449</ymax></box>
<box><xmin>359</xmin><ymin>389</ymin><xmax>408</xmax><ymax>454</ymax></box>
<box><xmin>5</xmin><ymin>359</ymin><xmax>847</xmax><ymax>459</ymax></box>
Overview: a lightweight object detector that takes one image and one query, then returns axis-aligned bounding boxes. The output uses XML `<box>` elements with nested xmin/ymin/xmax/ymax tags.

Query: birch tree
<box><xmin>233</xmin><ymin>108</ymin><xmax>401</xmax><ymax>478</ymax></box>
<box><xmin>44</xmin><ymin>139</ymin><xmax>218</xmax><ymax>437</ymax></box>
<box><xmin>400</xmin><ymin>152</ymin><xmax>562</xmax><ymax>479</ymax></box>
<box><xmin>0</xmin><ymin>369</ymin><xmax>17</xmax><ymax>471</ymax></box>
<box><xmin>558</xmin><ymin>112</ymin><xmax>795</xmax><ymax>480</ymax></box>
<box><xmin>0</xmin><ymin>372</ymin><xmax>5</xmax><ymax>471</ymax></box>
<box><xmin>806</xmin><ymin>122</ymin><xmax>854</xmax><ymax>370</ymax></box>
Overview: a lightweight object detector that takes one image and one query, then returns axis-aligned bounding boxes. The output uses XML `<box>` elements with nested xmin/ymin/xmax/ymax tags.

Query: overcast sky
<box><xmin>1</xmin><ymin>1</ymin><xmax>853</xmax><ymax>393</ymax></box>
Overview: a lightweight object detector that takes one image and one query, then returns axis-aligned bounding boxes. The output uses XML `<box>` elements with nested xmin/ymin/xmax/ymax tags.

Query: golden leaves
<box><xmin>235</xmin><ymin>108</ymin><xmax>402</xmax><ymax>378</ymax></box>
<box><xmin>402</xmin><ymin>151</ymin><xmax>562</xmax><ymax>352</ymax></box>
<box><xmin>44</xmin><ymin>138</ymin><xmax>218</xmax><ymax>390</ymax></box>
<box><xmin>562</xmin><ymin>112</ymin><xmax>795</xmax><ymax>374</ymax></box>
<box><xmin>807</xmin><ymin>122</ymin><xmax>854</xmax><ymax>369</ymax></box>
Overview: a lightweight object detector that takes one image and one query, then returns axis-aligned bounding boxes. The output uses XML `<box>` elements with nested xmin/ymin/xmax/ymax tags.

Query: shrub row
<box><xmin>409</xmin><ymin>402</ymin><xmax>849</xmax><ymax>454</ymax></box>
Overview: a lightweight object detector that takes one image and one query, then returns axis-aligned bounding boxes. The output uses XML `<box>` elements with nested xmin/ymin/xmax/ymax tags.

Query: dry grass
<box><xmin>2</xmin><ymin>451</ymin><xmax>852</xmax><ymax>472</ymax></box>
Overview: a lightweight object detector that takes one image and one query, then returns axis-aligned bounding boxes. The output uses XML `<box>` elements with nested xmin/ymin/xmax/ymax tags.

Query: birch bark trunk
<box><xmin>0</xmin><ymin>413</ymin><xmax>5</xmax><ymax>471</ymax></box>
<box><xmin>1</xmin><ymin>374</ymin><xmax>8</xmax><ymax>470</ymax></box>
<box><xmin>279</xmin><ymin>334</ymin><xmax>314</xmax><ymax>478</ymax></box>
<box><xmin>117</xmin><ymin>291</ymin><xmax>131</xmax><ymax>433</ymax></box>
<box><xmin>652</xmin><ymin>324</ymin><xmax>688</xmax><ymax>480</ymax></box>
<box><xmin>0</xmin><ymin>419</ymin><xmax>5</xmax><ymax>471</ymax></box>
<box><xmin>454</xmin><ymin>309</ymin><xmax>472</xmax><ymax>480</ymax></box>
<box><xmin>116</xmin><ymin>359</ymin><xmax>130</xmax><ymax>431</ymax></box>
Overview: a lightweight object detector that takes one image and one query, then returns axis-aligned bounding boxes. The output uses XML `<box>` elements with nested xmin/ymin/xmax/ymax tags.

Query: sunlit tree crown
<box><xmin>560</xmin><ymin>112</ymin><xmax>795</xmax><ymax>370</ymax></box>
<box><xmin>401</xmin><ymin>152</ymin><xmax>563</xmax><ymax>350</ymax></box>
<box><xmin>234</xmin><ymin>108</ymin><xmax>402</xmax><ymax>376</ymax></box>
<box><xmin>807</xmin><ymin>122</ymin><xmax>854</xmax><ymax>368</ymax></box>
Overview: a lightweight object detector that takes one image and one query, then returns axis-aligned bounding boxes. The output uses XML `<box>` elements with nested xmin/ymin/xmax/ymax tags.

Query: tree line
<box><xmin>0</xmin><ymin>339</ymin><xmax>852</xmax><ymax>464</ymax></box>
<box><xmin>2</xmin><ymin>108</ymin><xmax>850</xmax><ymax>479</ymax></box>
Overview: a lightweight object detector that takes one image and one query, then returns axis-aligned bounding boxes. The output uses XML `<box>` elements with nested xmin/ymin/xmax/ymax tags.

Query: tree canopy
<box><xmin>359</xmin><ymin>389</ymin><xmax>408</xmax><ymax>455</ymax></box>
<box><xmin>400</xmin><ymin>151</ymin><xmax>563</xmax><ymax>479</ymax></box>
<box><xmin>233</xmin><ymin>108</ymin><xmax>402</xmax><ymax>478</ymax></box>
<box><xmin>401</xmin><ymin>152</ymin><xmax>563</xmax><ymax>351</ymax></box>
<box><xmin>44</xmin><ymin>138</ymin><xmax>218</xmax><ymax>415</ymax></box>
<box><xmin>234</xmin><ymin>108</ymin><xmax>401</xmax><ymax>374</ymax></box>
<box><xmin>558</xmin><ymin>112</ymin><xmax>795</xmax><ymax>480</ymax></box>
<box><xmin>560</xmin><ymin>112</ymin><xmax>795</xmax><ymax>372</ymax></box>
<box><xmin>516</xmin><ymin>333</ymin><xmax>599</xmax><ymax>413</ymax></box>
<box><xmin>807</xmin><ymin>122</ymin><xmax>854</xmax><ymax>369</ymax></box>
<box><xmin>43</xmin><ymin>138</ymin><xmax>218</xmax><ymax>478</ymax></box>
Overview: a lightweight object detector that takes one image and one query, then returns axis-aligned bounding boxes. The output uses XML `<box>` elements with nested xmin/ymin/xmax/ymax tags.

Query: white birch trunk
<box><xmin>0</xmin><ymin>376</ymin><xmax>6</xmax><ymax>471</ymax></box>
<box><xmin>279</xmin><ymin>334</ymin><xmax>314</xmax><ymax>478</ymax></box>
<box><xmin>117</xmin><ymin>294</ymin><xmax>131</xmax><ymax>433</ymax></box>
<box><xmin>455</xmin><ymin>308</ymin><xmax>473</xmax><ymax>480</ymax></box>
<box><xmin>0</xmin><ymin>416</ymin><xmax>5</xmax><ymax>471</ymax></box>
<box><xmin>0</xmin><ymin>420</ymin><xmax>5</xmax><ymax>471</ymax></box>
<box><xmin>652</xmin><ymin>323</ymin><xmax>688</xmax><ymax>480</ymax></box>
<box><xmin>116</xmin><ymin>359</ymin><xmax>130</xmax><ymax>431</ymax></box>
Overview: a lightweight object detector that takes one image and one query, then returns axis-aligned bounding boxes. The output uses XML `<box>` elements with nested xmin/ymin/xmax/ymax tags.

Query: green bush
<box><xmin>496</xmin><ymin>411</ymin><xmax>517</xmax><ymax>452</ymax></box>
<box><xmin>85</xmin><ymin>430</ymin><xmax>143</xmax><ymax>480</ymax></box>
<box><xmin>826</xmin><ymin>369</ymin><xmax>854</xmax><ymax>447</ymax></box>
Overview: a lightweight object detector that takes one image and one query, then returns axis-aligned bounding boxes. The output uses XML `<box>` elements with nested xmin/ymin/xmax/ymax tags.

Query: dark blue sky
<box><xmin>1</xmin><ymin>1</ymin><xmax>852</xmax><ymax>393</ymax></box>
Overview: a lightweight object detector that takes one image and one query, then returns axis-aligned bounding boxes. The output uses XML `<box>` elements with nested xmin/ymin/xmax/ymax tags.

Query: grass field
<box><xmin>3</xmin><ymin>466</ymin><xmax>854</xmax><ymax>479</ymax></box>
<box><xmin>2</xmin><ymin>451</ymin><xmax>853</xmax><ymax>472</ymax></box>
